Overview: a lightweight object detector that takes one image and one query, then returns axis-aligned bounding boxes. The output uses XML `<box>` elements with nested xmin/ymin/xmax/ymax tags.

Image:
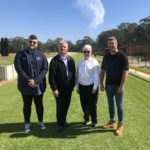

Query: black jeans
<box><xmin>79</xmin><ymin>84</ymin><xmax>98</xmax><ymax>124</ymax></box>
<box><xmin>55</xmin><ymin>88</ymin><xmax>72</xmax><ymax>126</ymax></box>
<box><xmin>22</xmin><ymin>94</ymin><xmax>44</xmax><ymax>123</ymax></box>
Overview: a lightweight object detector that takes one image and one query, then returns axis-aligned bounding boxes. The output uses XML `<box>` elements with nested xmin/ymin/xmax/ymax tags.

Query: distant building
<box><xmin>124</xmin><ymin>45</ymin><xmax>150</xmax><ymax>56</ymax></box>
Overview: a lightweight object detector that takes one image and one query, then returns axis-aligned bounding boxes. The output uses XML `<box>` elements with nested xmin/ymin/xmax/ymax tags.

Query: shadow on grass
<box><xmin>0</xmin><ymin>122</ymin><xmax>115</xmax><ymax>139</ymax></box>
<box><xmin>129</xmin><ymin>72</ymin><xmax>150</xmax><ymax>83</ymax></box>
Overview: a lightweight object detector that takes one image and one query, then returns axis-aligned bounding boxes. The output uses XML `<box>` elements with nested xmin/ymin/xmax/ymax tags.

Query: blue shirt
<box><xmin>28</xmin><ymin>51</ymin><xmax>42</xmax><ymax>95</ymax></box>
<box><xmin>60</xmin><ymin>54</ymin><xmax>69</xmax><ymax>78</ymax></box>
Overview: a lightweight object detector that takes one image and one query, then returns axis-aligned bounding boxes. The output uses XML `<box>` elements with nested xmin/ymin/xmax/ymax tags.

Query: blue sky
<box><xmin>0</xmin><ymin>0</ymin><xmax>150</xmax><ymax>43</ymax></box>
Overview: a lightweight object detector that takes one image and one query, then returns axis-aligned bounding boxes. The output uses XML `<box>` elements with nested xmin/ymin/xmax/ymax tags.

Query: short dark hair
<box><xmin>28</xmin><ymin>34</ymin><xmax>37</xmax><ymax>40</ymax></box>
<box><xmin>107</xmin><ymin>36</ymin><xmax>117</xmax><ymax>44</ymax></box>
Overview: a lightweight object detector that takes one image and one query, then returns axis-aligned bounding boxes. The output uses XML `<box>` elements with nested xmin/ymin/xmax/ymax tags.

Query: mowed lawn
<box><xmin>0</xmin><ymin>53</ymin><xmax>150</xmax><ymax>150</ymax></box>
<box><xmin>0</xmin><ymin>54</ymin><xmax>16</xmax><ymax>66</ymax></box>
<box><xmin>0</xmin><ymin>53</ymin><xmax>58</xmax><ymax>66</ymax></box>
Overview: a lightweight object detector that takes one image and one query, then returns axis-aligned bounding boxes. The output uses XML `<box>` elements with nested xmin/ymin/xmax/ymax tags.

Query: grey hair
<box><xmin>82</xmin><ymin>44</ymin><xmax>92</xmax><ymax>52</ymax></box>
<box><xmin>107</xmin><ymin>36</ymin><xmax>118</xmax><ymax>44</ymax></box>
<box><xmin>58</xmin><ymin>40</ymin><xmax>68</xmax><ymax>47</ymax></box>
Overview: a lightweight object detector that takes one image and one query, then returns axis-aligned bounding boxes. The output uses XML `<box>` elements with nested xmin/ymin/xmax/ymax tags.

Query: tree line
<box><xmin>0</xmin><ymin>15</ymin><xmax>150</xmax><ymax>56</ymax></box>
<box><xmin>0</xmin><ymin>38</ymin><xmax>9</xmax><ymax>56</ymax></box>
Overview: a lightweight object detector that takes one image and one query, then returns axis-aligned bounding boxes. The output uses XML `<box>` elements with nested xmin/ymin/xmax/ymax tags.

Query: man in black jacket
<box><xmin>49</xmin><ymin>40</ymin><xmax>76</xmax><ymax>132</ymax></box>
<box><xmin>14</xmin><ymin>35</ymin><xmax>48</xmax><ymax>132</ymax></box>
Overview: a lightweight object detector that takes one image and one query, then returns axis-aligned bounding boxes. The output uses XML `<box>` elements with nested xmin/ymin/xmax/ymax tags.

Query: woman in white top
<box><xmin>76</xmin><ymin>45</ymin><xmax>100</xmax><ymax>128</ymax></box>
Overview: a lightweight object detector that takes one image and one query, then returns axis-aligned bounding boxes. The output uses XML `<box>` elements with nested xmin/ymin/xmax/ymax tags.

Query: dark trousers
<box><xmin>79</xmin><ymin>84</ymin><xmax>98</xmax><ymax>124</ymax></box>
<box><xmin>22</xmin><ymin>94</ymin><xmax>44</xmax><ymax>123</ymax></box>
<box><xmin>55</xmin><ymin>88</ymin><xmax>72</xmax><ymax>126</ymax></box>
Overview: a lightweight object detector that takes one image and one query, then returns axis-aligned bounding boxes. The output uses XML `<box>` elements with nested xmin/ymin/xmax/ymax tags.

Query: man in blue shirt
<box><xmin>14</xmin><ymin>35</ymin><xmax>48</xmax><ymax>132</ymax></box>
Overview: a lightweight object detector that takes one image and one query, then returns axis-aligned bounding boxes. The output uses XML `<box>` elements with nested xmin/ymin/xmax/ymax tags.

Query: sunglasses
<box><xmin>29</xmin><ymin>40</ymin><xmax>37</xmax><ymax>44</ymax></box>
<box><xmin>83</xmin><ymin>51</ymin><xmax>90</xmax><ymax>54</ymax></box>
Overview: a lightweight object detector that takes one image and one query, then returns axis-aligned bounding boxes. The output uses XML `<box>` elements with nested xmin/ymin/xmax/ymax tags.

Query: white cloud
<box><xmin>76</xmin><ymin>0</ymin><xmax>105</xmax><ymax>29</ymax></box>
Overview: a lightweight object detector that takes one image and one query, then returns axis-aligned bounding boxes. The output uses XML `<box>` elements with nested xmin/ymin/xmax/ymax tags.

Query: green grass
<box><xmin>0</xmin><ymin>53</ymin><xmax>150</xmax><ymax>150</ymax></box>
<box><xmin>138</xmin><ymin>66</ymin><xmax>150</xmax><ymax>73</ymax></box>
<box><xmin>0</xmin><ymin>53</ymin><xmax>57</xmax><ymax>66</ymax></box>
<box><xmin>129</xmin><ymin>65</ymin><xmax>150</xmax><ymax>74</ymax></box>
<box><xmin>0</xmin><ymin>54</ymin><xmax>16</xmax><ymax>66</ymax></box>
<box><xmin>1</xmin><ymin>53</ymin><xmax>150</xmax><ymax>75</ymax></box>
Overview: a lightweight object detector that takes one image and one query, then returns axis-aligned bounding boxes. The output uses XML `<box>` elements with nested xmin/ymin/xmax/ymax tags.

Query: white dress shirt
<box><xmin>76</xmin><ymin>57</ymin><xmax>100</xmax><ymax>90</ymax></box>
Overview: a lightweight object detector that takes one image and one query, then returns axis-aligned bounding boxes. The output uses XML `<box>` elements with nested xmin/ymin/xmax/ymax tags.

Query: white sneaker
<box><xmin>89</xmin><ymin>123</ymin><xmax>98</xmax><ymax>129</ymax></box>
<box><xmin>38</xmin><ymin>122</ymin><xmax>46</xmax><ymax>130</ymax></box>
<box><xmin>82</xmin><ymin>121</ymin><xmax>90</xmax><ymax>126</ymax></box>
<box><xmin>24</xmin><ymin>123</ymin><xmax>31</xmax><ymax>132</ymax></box>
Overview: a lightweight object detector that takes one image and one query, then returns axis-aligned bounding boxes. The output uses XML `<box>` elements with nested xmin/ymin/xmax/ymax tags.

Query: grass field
<box><xmin>0</xmin><ymin>54</ymin><xmax>16</xmax><ymax>66</ymax></box>
<box><xmin>0</xmin><ymin>53</ymin><xmax>57</xmax><ymax>66</ymax></box>
<box><xmin>0</xmin><ymin>54</ymin><xmax>150</xmax><ymax>150</ymax></box>
<box><xmin>139</xmin><ymin>66</ymin><xmax>150</xmax><ymax>72</ymax></box>
<box><xmin>1</xmin><ymin>52</ymin><xmax>150</xmax><ymax>74</ymax></box>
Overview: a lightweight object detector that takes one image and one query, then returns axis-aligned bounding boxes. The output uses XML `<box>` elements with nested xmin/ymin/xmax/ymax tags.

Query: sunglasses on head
<box><xmin>29</xmin><ymin>40</ymin><xmax>37</xmax><ymax>44</ymax></box>
<box><xmin>83</xmin><ymin>51</ymin><xmax>90</xmax><ymax>54</ymax></box>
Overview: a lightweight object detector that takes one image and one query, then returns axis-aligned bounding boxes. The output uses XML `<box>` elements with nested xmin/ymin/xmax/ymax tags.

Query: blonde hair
<box><xmin>82</xmin><ymin>44</ymin><xmax>92</xmax><ymax>52</ymax></box>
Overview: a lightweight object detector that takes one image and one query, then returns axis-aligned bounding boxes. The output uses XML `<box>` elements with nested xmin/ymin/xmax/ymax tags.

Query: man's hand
<box><xmin>92</xmin><ymin>89</ymin><xmax>97</xmax><ymax>94</ymax></box>
<box><xmin>28</xmin><ymin>79</ymin><xmax>38</xmax><ymax>88</ymax></box>
<box><xmin>118</xmin><ymin>85</ymin><xmax>124</xmax><ymax>94</ymax></box>
<box><xmin>53</xmin><ymin>90</ymin><xmax>59</xmax><ymax>97</ymax></box>
<box><xmin>100</xmin><ymin>84</ymin><xmax>105</xmax><ymax>92</ymax></box>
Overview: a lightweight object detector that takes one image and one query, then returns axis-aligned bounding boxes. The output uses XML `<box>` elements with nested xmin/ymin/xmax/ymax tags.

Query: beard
<box><xmin>109</xmin><ymin>47</ymin><xmax>115</xmax><ymax>52</ymax></box>
<box><xmin>110</xmin><ymin>49</ymin><xmax>115</xmax><ymax>52</ymax></box>
<box><xmin>28</xmin><ymin>46</ymin><xmax>36</xmax><ymax>51</ymax></box>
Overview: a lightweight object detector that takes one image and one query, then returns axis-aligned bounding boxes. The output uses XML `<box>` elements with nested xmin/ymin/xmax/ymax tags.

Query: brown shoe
<box><xmin>102</xmin><ymin>120</ymin><xmax>116</xmax><ymax>129</ymax></box>
<box><xmin>115</xmin><ymin>123</ymin><xmax>123</xmax><ymax>136</ymax></box>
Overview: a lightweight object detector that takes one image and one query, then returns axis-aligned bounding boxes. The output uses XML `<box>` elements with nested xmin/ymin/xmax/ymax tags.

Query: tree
<box><xmin>9</xmin><ymin>37</ymin><xmax>27</xmax><ymax>53</ymax></box>
<box><xmin>75</xmin><ymin>36</ymin><xmax>96</xmax><ymax>52</ymax></box>
<box><xmin>139</xmin><ymin>16</ymin><xmax>150</xmax><ymax>24</ymax></box>
<box><xmin>52</xmin><ymin>37</ymin><xmax>63</xmax><ymax>52</ymax></box>
<box><xmin>67</xmin><ymin>40</ymin><xmax>76</xmax><ymax>52</ymax></box>
<box><xmin>0</xmin><ymin>38</ymin><xmax>9</xmax><ymax>56</ymax></box>
<box><xmin>96</xmin><ymin>30</ymin><xmax>115</xmax><ymax>54</ymax></box>
<box><xmin>4</xmin><ymin>38</ymin><xmax>9</xmax><ymax>56</ymax></box>
<box><xmin>134</xmin><ymin>25</ymin><xmax>147</xmax><ymax>45</ymax></box>
<box><xmin>1</xmin><ymin>38</ymin><xmax>5</xmax><ymax>56</ymax></box>
<box><xmin>117</xmin><ymin>22</ymin><xmax>137</xmax><ymax>46</ymax></box>
<box><xmin>76</xmin><ymin>40</ymin><xmax>84</xmax><ymax>52</ymax></box>
<box><xmin>139</xmin><ymin>16</ymin><xmax>150</xmax><ymax>45</ymax></box>
<box><xmin>45</xmin><ymin>39</ymin><xmax>54</xmax><ymax>53</ymax></box>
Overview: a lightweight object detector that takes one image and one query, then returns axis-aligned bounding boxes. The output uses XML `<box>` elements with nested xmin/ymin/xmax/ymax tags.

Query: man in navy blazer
<box><xmin>14</xmin><ymin>34</ymin><xmax>48</xmax><ymax>132</ymax></box>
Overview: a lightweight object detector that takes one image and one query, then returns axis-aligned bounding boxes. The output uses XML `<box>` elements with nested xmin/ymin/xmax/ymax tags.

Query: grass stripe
<box><xmin>0</xmin><ymin>53</ymin><xmax>150</xmax><ymax>150</ymax></box>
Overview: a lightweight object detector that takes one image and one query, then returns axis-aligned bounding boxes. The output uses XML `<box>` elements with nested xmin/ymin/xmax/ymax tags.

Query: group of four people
<box><xmin>14</xmin><ymin>35</ymin><xmax>129</xmax><ymax>136</ymax></box>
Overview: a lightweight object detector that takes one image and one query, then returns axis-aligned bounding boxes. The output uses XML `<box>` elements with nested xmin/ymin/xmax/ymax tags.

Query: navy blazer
<box><xmin>14</xmin><ymin>49</ymin><xmax>48</xmax><ymax>95</ymax></box>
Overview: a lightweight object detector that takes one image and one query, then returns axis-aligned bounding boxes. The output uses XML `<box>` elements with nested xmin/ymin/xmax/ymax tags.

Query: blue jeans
<box><xmin>105</xmin><ymin>85</ymin><xmax>124</xmax><ymax>123</ymax></box>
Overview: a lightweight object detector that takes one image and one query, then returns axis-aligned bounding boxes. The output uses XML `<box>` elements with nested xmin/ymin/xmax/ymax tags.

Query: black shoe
<box><xmin>64</xmin><ymin>121</ymin><xmax>69</xmax><ymax>127</ymax></box>
<box><xmin>89</xmin><ymin>123</ymin><xmax>97</xmax><ymax>129</ymax></box>
<box><xmin>82</xmin><ymin>121</ymin><xmax>90</xmax><ymax>126</ymax></box>
<box><xmin>57</xmin><ymin>126</ymin><xmax>64</xmax><ymax>132</ymax></box>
